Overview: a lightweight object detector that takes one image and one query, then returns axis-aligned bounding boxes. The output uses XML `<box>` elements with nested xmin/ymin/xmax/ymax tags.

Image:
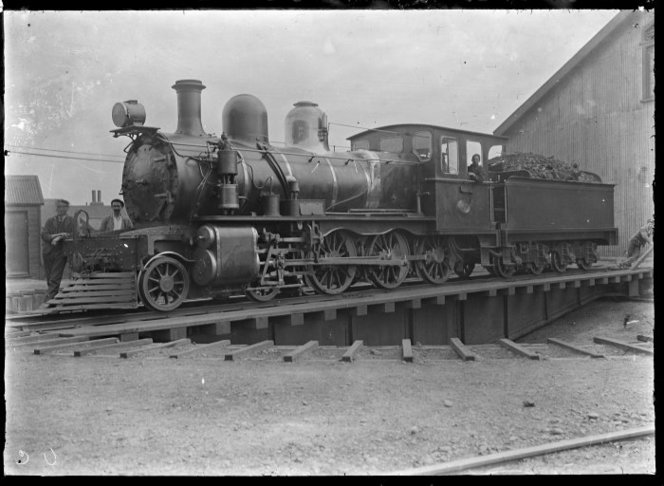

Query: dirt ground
<box><xmin>4</xmin><ymin>297</ymin><xmax>655</xmax><ymax>476</ymax></box>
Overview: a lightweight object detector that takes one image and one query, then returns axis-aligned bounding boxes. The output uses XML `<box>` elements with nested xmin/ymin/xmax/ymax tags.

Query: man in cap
<box><xmin>41</xmin><ymin>199</ymin><xmax>75</xmax><ymax>302</ymax></box>
<box><xmin>99</xmin><ymin>198</ymin><xmax>134</xmax><ymax>232</ymax></box>
<box><xmin>618</xmin><ymin>218</ymin><xmax>654</xmax><ymax>268</ymax></box>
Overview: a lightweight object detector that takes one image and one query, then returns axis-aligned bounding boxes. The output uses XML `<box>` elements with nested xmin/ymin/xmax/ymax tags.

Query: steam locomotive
<box><xmin>64</xmin><ymin>79</ymin><xmax>618</xmax><ymax>312</ymax></box>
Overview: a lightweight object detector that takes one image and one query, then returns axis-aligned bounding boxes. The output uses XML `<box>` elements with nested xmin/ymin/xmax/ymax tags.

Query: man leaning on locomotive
<box><xmin>41</xmin><ymin>199</ymin><xmax>75</xmax><ymax>304</ymax></box>
<box><xmin>468</xmin><ymin>154</ymin><xmax>486</xmax><ymax>182</ymax></box>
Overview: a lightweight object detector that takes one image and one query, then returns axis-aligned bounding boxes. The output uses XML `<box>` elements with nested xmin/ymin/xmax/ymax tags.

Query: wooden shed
<box><xmin>494</xmin><ymin>10</ymin><xmax>654</xmax><ymax>257</ymax></box>
<box><xmin>5</xmin><ymin>175</ymin><xmax>45</xmax><ymax>278</ymax></box>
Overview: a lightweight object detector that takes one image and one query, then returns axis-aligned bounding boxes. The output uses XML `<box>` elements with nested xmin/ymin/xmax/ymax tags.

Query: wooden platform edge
<box><xmin>169</xmin><ymin>339</ymin><xmax>231</xmax><ymax>358</ymax></box>
<box><xmin>74</xmin><ymin>338</ymin><xmax>153</xmax><ymax>357</ymax></box>
<box><xmin>31</xmin><ymin>336</ymin><xmax>91</xmax><ymax>354</ymax></box>
<box><xmin>401</xmin><ymin>339</ymin><xmax>413</xmax><ymax>363</ymax></box>
<box><xmin>121</xmin><ymin>338</ymin><xmax>190</xmax><ymax>358</ymax></box>
<box><xmin>341</xmin><ymin>340</ymin><xmax>364</xmax><ymax>362</ymax></box>
<box><xmin>498</xmin><ymin>338</ymin><xmax>541</xmax><ymax>360</ymax></box>
<box><xmin>449</xmin><ymin>337</ymin><xmax>477</xmax><ymax>361</ymax></box>
<box><xmin>593</xmin><ymin>336</ymin><xmax>654</xmax><ymax>355</ymax></box>
<box><xmin>224</xmin><ymin>340</ymin><xmax>274</xmax><ymax>361</ymax></box>
<box><xmin>547</xmin><ymin>338</ymin><xmax>605</xmax><ymax>358</ymax></box>
<box><xmin>283</xmin><ymin>340</ymin><xmax>319</xmax><ymax>362</ymax></box>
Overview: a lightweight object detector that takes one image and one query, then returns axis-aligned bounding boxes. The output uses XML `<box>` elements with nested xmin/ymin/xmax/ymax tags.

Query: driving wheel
<box><xmin>305</xmin><ymin>230</ymin><xmax>357</xmax><ymax>295</ymax></box>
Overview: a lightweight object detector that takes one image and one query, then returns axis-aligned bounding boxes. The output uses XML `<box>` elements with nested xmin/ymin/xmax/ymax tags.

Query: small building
<box><xmin>5</xmin><ymin>175</ymin><xmax>45</xmax><ymax>278</ymax></box>
<box><xmin>494</xmin><ymin>10</ymin><xmax>655</xmax><ymax>257</ymax></box>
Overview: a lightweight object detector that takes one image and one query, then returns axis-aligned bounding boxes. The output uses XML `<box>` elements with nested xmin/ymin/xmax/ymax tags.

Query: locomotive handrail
<box><xmin>166</xmin><ymin>137</ymin><xmax>409</xmax><ymax>166</ymax></box>
<box><xmin>72</xmin><ymin>209</ymin><xmax>92</xmax><ymax>240</ymax></box>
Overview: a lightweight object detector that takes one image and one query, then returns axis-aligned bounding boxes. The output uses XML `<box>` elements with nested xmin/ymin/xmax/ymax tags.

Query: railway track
<box><xmin>5</xmin><ymin>265</ymin><xmax>650</xmax><ymax>332</ymax></box>
<box><xmin>7</xmin><ymin>263</ymin><xmax>638</xmax><ymax>321</ymax></box>
<box><xmin>6</xmin><ymin>265</ymin><xmax>652</xmax><ymax>367</ymax></box>
<box><xmin>5</xmin><ymin>331</ymin><xmax>653</xmax><ymax>363</ymax></box>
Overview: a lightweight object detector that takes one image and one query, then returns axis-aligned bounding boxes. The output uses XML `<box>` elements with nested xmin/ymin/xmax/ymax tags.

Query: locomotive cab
<box><xmin>348</xmin><ymin>125</ymin><xmax>507</xmax><ymax>222</ymax></box>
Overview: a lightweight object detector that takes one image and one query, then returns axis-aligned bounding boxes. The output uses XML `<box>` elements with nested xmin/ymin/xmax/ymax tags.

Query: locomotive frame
<box><xmin>61</xmin><ymin>79</ymin><xmax>618</xmax><ymax>313</ymax></box>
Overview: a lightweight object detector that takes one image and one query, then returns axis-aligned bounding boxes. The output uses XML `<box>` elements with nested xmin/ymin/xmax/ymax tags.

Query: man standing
<box><xmin>99</xmin><ymin>198</ymin><xmax>134</xmax><ymax>232</ymax></box>
<box><xmin>618</xmin><ymin>218</ymin><xmax>654</xmax><ymax>268</ymax></box>
<box><xmin>41</xmin><ymin>199</ymin><xmax>75</xmax><ymax>302</ymax></box>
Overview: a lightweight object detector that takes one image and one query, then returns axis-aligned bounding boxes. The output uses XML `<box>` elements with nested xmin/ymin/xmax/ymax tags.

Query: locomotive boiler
<box><xmin>63</xmin><ymin>78</ymin><xmax>618</xmax><ymax>312</ymax></box>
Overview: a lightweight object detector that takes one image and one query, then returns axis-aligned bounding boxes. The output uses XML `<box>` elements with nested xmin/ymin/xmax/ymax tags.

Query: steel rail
<box><xmin>388</xmin><ymin>426</ymin><xmax>654</xmax><ymax>475</ymax></box>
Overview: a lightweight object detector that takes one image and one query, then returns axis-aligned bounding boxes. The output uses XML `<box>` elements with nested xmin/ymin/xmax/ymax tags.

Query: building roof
<box><xmin>493</xmin><ymin>11</ymin><xmax>641</xmax><ymax>136</ymax></box>
<box><xmin>5</xmin><ymin>175</ymin><xmax>44</xmax><ymax>205</ymax></box>
<box><xmin>347</xmin><ymin>123</ymin><xmax>508</xmax><ymax>141</ymax></box>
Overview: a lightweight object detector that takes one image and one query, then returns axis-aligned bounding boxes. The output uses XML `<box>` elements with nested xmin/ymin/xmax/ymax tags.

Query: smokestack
<box><xmin>172</xmin><ymin>79</ymin><xmax>206</xmax><ymax>137</ymax></box>
<box><xmin>92</xmin><ymin>190</ymin><xmax>96</xmax><ymax>203</ymax></box>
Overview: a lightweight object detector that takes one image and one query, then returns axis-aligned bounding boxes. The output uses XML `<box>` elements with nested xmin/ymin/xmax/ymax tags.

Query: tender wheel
<box><xmin>550</xmin><ymin>251</ymin><xmax>568</xmax><ymax>273</ymax></box>
<box><xmin>576</xmin><ymin>258</ymin><xmax>592</xmax><ymax>271</ymax></box>
<box><xmin>491</xmin><ymin>253</ymin><xmax>516</xmax><ymax>279</ymax></box>
<box><xmin>246</xmin><ymin>286</ymin><xmax>280</xmax><ymax>302</ymax></box>
<box><xmin>367</xmin><ymin>231</ymin><xmax>410</xmax><ymax>289</ymax></box>
<box><xmin>416</xmin><ymin>237</ymin><xmax>450</xmax><ymax>284</ymax></box>
<box><xmin>454</xmin><ymin>261</ymin><xmax>475</xmax><ymax>279</ymax></box>
<box><xmin>528</xmin><ymin>261</ymin><xmax>546</xmax><ymax>275</ymax></box>
<box><xmin>305</xmin><ymin>231</ymin><xmax>357</xmax><ymax>295</ymax></box>
<box><xmin>139</xmin><ymin>256</ymin><xmax>190</xmax><ymax>312</ymax></box>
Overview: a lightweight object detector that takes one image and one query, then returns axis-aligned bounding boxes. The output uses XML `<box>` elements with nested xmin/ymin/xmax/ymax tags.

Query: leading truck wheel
<box><xmin>139</xmin><ymin>256</ymin><xmax>190</xmax><ymax>312</ymax></box>
<box><xmin>246</xmin><ymin>286</ymin><xmax>279</xmax><ymax>302</ymax></box>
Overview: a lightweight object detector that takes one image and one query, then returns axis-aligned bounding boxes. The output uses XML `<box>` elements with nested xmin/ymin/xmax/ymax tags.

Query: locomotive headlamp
<box><xmin>112</xmin><ymin>100</ymin><xmax>146</xmax><ymax>128</ymax></box>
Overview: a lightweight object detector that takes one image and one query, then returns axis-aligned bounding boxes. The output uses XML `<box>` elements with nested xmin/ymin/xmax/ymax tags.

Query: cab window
<box><xmin>488</xmin><ymin>144</ymin><xmax>503</xmax><ymax>160</ymax></box>
<box><xmin>379</xmin><ymin>135</ymin><xmax>404</xmax><ymax>153</ymax></box>
<box><xmin>466</xmin><ymin>140</ymin><xmax>483</xmax><ymax>167</ymax></box>
<box><xmin>412</xmin><ymin>130</ymin><xmax>432</xmax><ymax>161</ymax></box>
<box><xmin>441</xmin><ymin>137</ymin><xmax>458</xmax><ymax>175</ymax></box>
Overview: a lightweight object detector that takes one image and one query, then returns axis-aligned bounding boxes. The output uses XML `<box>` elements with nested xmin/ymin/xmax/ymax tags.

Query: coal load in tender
<box><xmin>486</xmin><ymin>152</ymin><xmax>601</xmax><ymax>183</ymax></box>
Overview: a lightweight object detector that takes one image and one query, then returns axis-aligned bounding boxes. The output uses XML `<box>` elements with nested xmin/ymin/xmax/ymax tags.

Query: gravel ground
<box><xmin>4</xmin><ymin>298</ymin><xmax>655</xmax><ymax>476</ymax></box>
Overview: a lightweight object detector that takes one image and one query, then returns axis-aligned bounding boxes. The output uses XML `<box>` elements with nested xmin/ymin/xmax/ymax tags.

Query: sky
<box><xmin>4</xmin><ymin>9</ymin><xmax>620</xmax><ymax>205</ymax></box>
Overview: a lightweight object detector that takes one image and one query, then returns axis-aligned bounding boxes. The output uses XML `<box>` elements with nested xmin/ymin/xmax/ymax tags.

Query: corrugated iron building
<box><xmin>5</xmin><ymin>175</ymin><xmax>45</xmax><ymax>278</ymax></box>
<box><xmin>494</xmin><ymin>11</ymin><xmax>654</xmax><ymax>257</ymax></box>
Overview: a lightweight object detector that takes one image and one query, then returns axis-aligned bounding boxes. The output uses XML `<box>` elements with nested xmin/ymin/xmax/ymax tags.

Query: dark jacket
<box><xmin>41</xmin><ymin>215</ymin><xmax>74</xmax><ymax>256</ymax></box>
<box><xmin>468</xmin><ymin>163</ymin><xmax>486</xmax><ymax>182</ymax></box>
